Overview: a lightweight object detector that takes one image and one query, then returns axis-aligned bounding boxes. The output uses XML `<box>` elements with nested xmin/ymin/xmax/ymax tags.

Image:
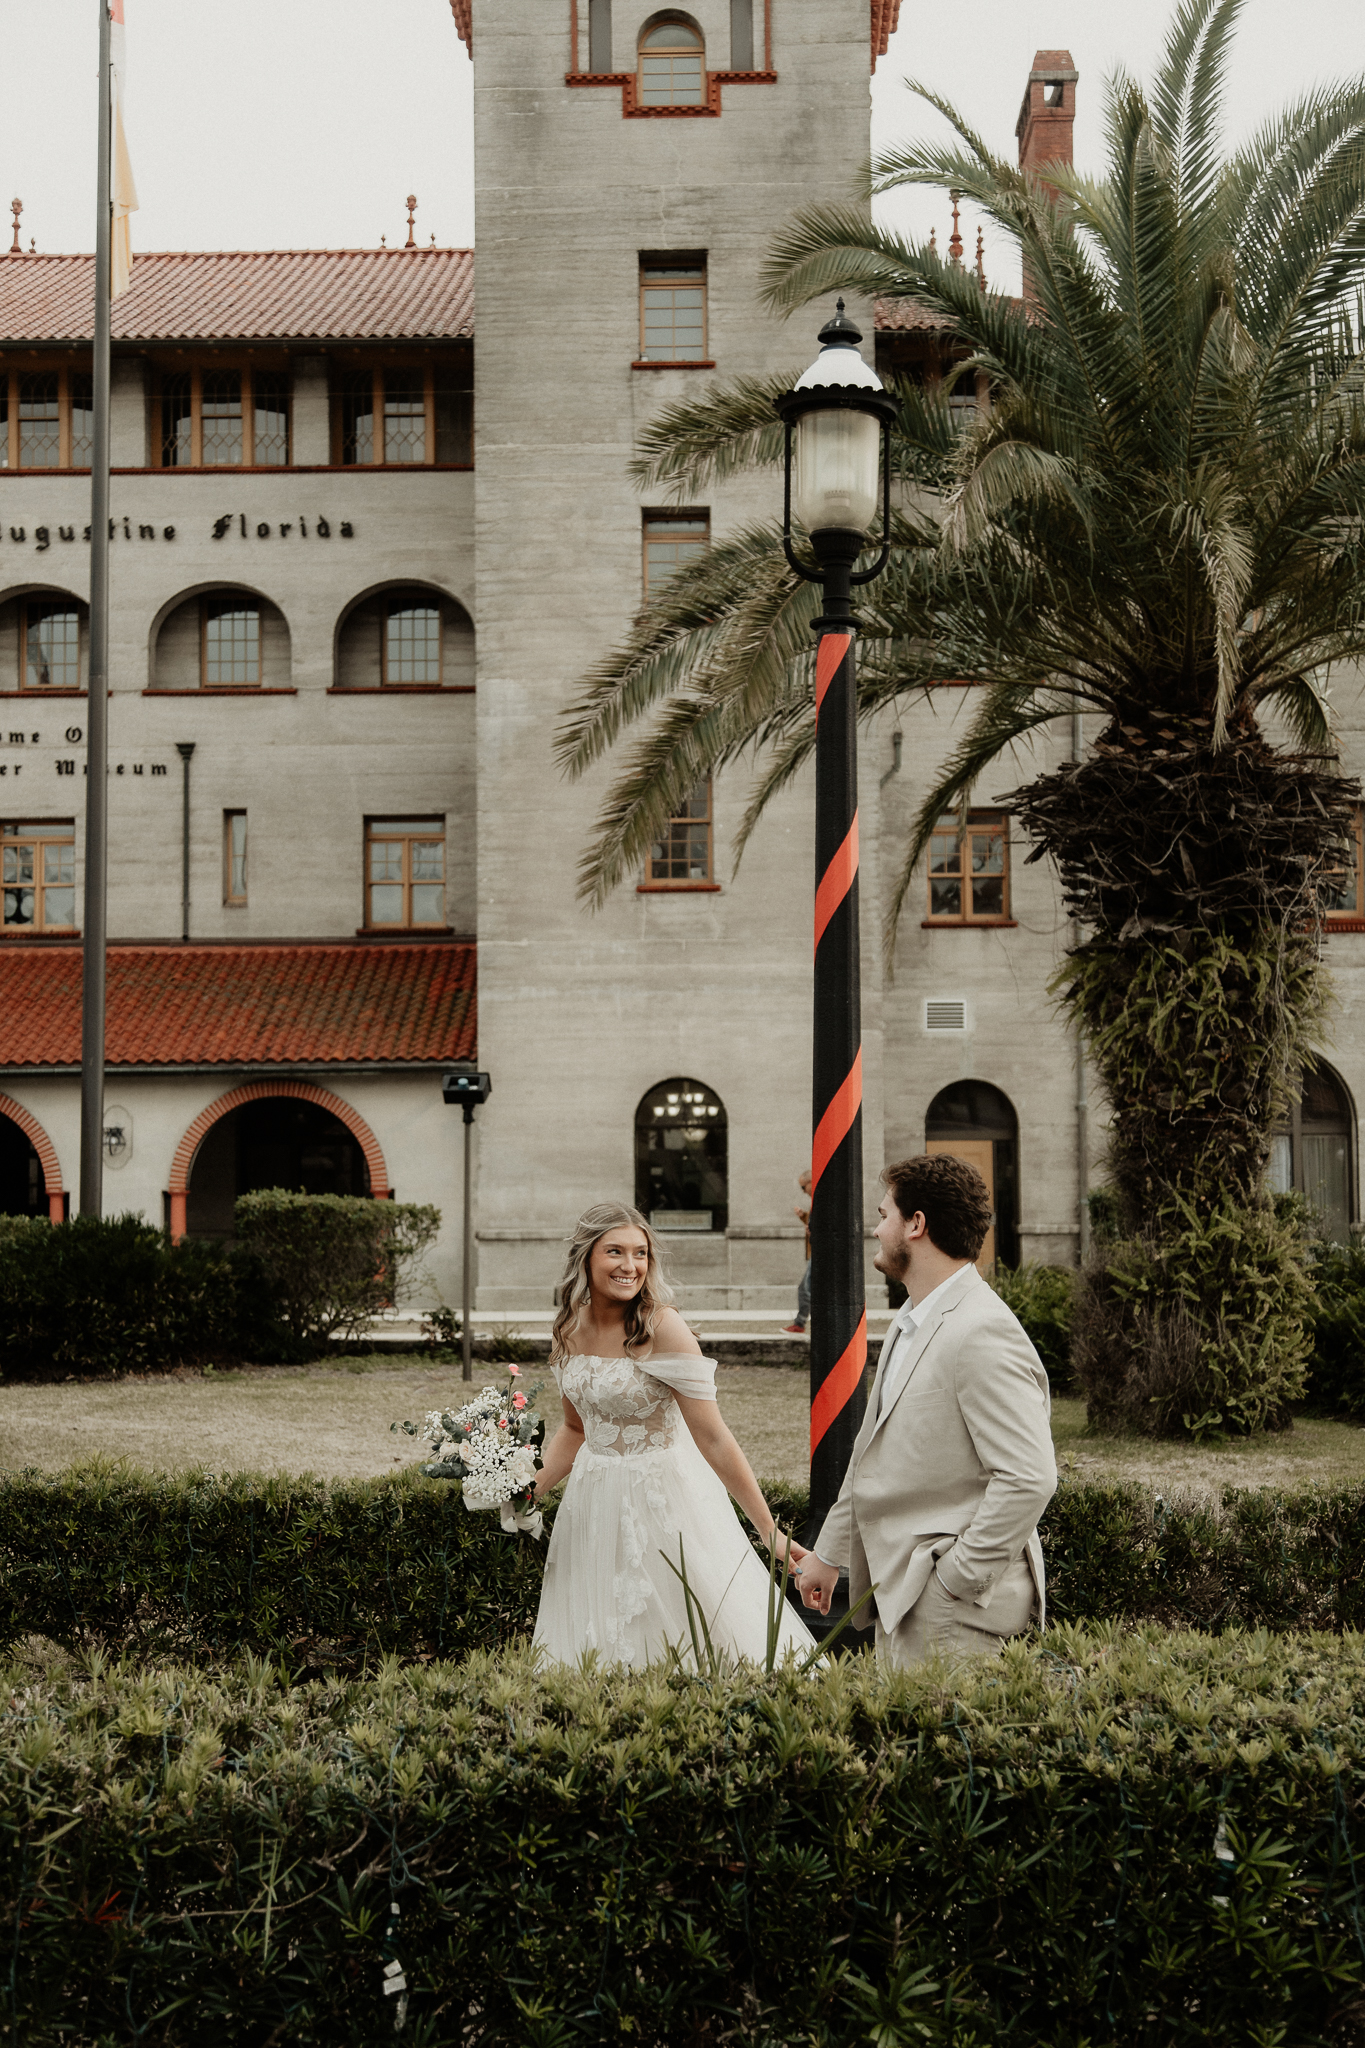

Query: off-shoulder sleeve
<box><xmin>641</xmin><ymin>1353</ymin><xmax>718</xmax><ymax>1402</ymax></box>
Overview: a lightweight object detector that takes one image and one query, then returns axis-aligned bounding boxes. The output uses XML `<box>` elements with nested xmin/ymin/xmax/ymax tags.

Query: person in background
<box><xmin>784</xmin><ymin>1169</ymin><xmax>812</xmax><ymax>1334</ymax></box>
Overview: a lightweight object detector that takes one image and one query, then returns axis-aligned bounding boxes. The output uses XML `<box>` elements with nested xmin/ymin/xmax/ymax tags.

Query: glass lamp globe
<box><xmin>789</xmin><ymin>303</ymin><xmax>887</xmax><ymax>536</ymax></box>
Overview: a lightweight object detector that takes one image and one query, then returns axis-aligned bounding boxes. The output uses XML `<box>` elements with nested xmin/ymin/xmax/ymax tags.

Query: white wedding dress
<box><xmin>532</xmin><ymin>1351</ymin><xmax>816</xmax><ymax>1667</ymax></box>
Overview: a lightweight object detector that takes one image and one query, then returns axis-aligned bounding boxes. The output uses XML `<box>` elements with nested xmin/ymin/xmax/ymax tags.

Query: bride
<box><xmin>530</xmin><ymin>1202</ymin><xmax>816</xmax><ymax>1666</ymax></box>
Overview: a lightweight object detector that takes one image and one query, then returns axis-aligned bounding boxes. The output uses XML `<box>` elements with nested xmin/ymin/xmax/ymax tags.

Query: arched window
<box><xmin>925</xmin><ymin>1079</ymin><xmax>1019</xmax><ymax>1269</ymax></box>
<box><xmin>635</xmin><ymin>1077</ymin><xmax>727</xmax><ymax>1231</ymax></box>
<box><xmin>152</xmin><ymin>588</ymin><xmax>290</xmax><ymax>690</ymax></box>
<box><xmin>638</xmin><ymin>16</ymin><xmax>704</xmax><ymax>106</ymax></box>
<box><xmin>1269</xmin><ymin>1063</ymin><xmax>1355</xmax><ymax>1242</ymax></box>
<box><xmin>335</xmin><ymin>585</ymin><xmax>474</xmax><ymax>690</ymax></box>
<box><xmin>0</xmin><ymin>591</ymin><xmax>89</xmax><ymax>690</ymax></box>
<box><xmin>0</xmin><ymin>1107</ymin><xmax>49</xmax><ymax>1216</ymax></box>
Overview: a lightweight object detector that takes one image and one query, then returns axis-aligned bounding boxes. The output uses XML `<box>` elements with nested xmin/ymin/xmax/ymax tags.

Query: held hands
<box><xmin>767</xmin><ymin>1530</ymin><xmax>808</xmax><ymax>1570</ymax></box>
<box><xmin>795</xmin><ymin>1553</ymin><xmax>840</xmax><ymax>1616</ymax></box>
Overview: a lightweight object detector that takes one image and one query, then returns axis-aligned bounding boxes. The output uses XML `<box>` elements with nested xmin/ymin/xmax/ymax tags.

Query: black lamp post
<box><xmin>774</xmin><ymin>302</ymin><xmax>897</xmax><ymax>1535</ymax></box>
<box><xmin>443</xmin><ymin>1067</ymin><xmax>492</xmax><ymax>1382</ymax></box>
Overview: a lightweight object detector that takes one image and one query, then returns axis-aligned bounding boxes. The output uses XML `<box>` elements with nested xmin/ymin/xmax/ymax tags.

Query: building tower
<box><xmin>464</xmin><ymin>2</ymin><xmax>897</xmax><ymax>1308</ymax></box>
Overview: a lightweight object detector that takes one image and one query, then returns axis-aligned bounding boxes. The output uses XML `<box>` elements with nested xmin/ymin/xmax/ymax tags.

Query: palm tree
<box><xmin>555</xmin><ymin>0</ymin><xmax>1365</xmax><ymax>1436</ymax></box>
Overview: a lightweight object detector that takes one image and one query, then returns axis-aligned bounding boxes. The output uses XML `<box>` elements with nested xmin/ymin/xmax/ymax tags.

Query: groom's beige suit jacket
<box><xmin>816</xmin><ymin>1263</ymin><xmax>1058</xmax><ymax>1636</ymax></box>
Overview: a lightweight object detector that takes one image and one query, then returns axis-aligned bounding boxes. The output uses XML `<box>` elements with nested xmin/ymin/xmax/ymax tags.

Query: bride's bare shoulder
<box><xmin>650</xmin><ymin>1306</ymin><xmax>702</xmax><ymax>1356</ymax></box>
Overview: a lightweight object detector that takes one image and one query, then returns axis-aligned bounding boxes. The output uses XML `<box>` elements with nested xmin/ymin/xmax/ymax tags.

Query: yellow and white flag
<box><xmin>109</xmin><ymin>0</ymin><xmax>139</xmax><ymax>299</ymax></box>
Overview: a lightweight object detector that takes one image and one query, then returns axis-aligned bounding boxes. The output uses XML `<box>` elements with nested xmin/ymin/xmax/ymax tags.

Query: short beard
<box><xmin>875</xmin><ymin>1242</ymin><xmax>911</xmax><ymax>1283</ymax></box>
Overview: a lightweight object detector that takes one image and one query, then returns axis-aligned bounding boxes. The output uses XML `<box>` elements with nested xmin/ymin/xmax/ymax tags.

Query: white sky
<box><xmin>2</xmin><ymin>0</ymin><xmax>1362</xmax><ymax>300</ymax></box>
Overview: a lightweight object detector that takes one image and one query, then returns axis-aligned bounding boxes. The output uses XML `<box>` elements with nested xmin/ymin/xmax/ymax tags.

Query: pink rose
<box><xmin>513</xmin><ymin>1393</ymin><xmax>527</xmax><ymax>1411</ymax></box>
<box><xmin>507</xmin><ymin>1364</ymin><xmax>522</xmax><ymax>1377</ymax></box>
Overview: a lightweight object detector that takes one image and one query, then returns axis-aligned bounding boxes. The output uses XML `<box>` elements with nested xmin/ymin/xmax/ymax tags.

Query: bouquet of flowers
<box><xmin>392</xmin><ymin>1366</ymin><xmax>546</xmax><ymax>1537</ymax></box>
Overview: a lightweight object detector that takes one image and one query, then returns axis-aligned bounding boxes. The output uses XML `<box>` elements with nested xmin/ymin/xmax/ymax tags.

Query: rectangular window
<box><xmin>224</xmin><ymin>811</ymin><xmax>248</xmax><ymax>906</ymax></box>
<box><xmin>0</xmin><ymin>366</ymin><xmax>96</xmax><ymax>469</ymax></box>
<box><xmin>926</xmin><ymin>810</ymin><xmax>1010</xmax><ymax>922</ymax></box>
<box><xmin>643</xmin><ymin>511</ymin><xmax>709</xmax><ymax>596</ymax></box>
<box><xmin>24</xmin><ymin>602</ymin><xmax>83</xmax><ymax>690</ymax></box>
<box><xmin>334</xmin><ymin>359</ymin><xmax>469</xmax><ymax>465</ymax></box>
<box><xmin>1323</xmin><ymin>807</ymin><xmax>1364</xmax><ymax>922</ymax></box>
<box><xmin>154</xmin><ymin>363</ymin><xmax>290</xmax><ymax>467</ymax></box>
<box><xmin>202</xmin><ymin>600</ymin><xmax>261</xmax><ymax>687</ymax></box>
<box><xmin>649</xmin><ymin>778</ymin><xmax>713</xmax><ymax>883</ymax></box>
<box><xmin>2</xmin><ymin>819</ymin><xmax>76</xmax><ymax>932</ymax></box>
<box><xmin>639</xmin><ymin>258</ymin><xmax>707</xmax><ymax>362</ymax></box>
<box><xmin>365</xmin><ymin>817</ymin><xmax>446</xmax><ymax>929</ymax></box>
<box><xmin>383</xmin><ymin>598</ymin><xmax>442</xmax><ymax>684</ymax></box>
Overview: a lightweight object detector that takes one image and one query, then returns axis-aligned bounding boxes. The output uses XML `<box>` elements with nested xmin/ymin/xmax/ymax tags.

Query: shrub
<box><xmin>0</xmin><ymin>1213</ymin><xmax>280</xmax><ymax>1382</ymax></box>
<box><xmin>1305</xmin><ymin>1234</ymin><xmax>1365</xmax><ymax>1417</ymax></box>
<box><xmin>234</xmin><ymin>1190</ymin><xmax>440</xmax><ymax>1351</ymax></box>
<box><xmin>1</xmin><ymin>1630</ymin><xmax>1362</xmax><ymax>2045</ymax></box>
<box><xmin>1072</xmin><ymin>1191</ymin><xmax>1315</xmax><ymax>1438</ymax></box>
<box><xmin>4</xmin><ymin>1468</ymin><xmax>1365</xmax><ymax>1669</ymax></box>
<box><xmin>989</xmin><ymin>1262</ymin><xmax>1075</xmax><ymax>1390</ymax></box>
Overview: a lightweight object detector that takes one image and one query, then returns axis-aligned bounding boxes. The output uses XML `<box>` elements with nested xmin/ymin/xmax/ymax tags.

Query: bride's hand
<box><xmin>768</xmin><ymin>1531</ymin><xmax>808</xmax><ymax>1567</ymax></box>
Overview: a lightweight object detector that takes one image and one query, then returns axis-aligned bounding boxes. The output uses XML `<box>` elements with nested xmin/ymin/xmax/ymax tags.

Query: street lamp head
<box><xmin>775</xmin><ymin>300</ymin><xmax>898</xmax><ymax>551</ymax></box>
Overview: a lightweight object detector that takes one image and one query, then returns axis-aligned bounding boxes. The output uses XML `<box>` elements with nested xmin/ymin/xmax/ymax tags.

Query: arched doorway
<box><xmin>0</xmin><ymin>1111</ymin><xmax>46</xmax><ymax>1216</ymax></box>
<box><xmin>924</xmin><ymin>1079</ymin><xmax>1019</xmax><ymax>1269</ymax></box>
<box><xmin>185</xmin><ymin>1097</ymin><xmax>372</xmax><ymax>1238</ymax></box>
<box><xmin>635</xmin><ymin>1078</ymin><xmax>727</xmax><ymax>1231</ymax></box>
<box><xmin>1269</xmin><ymin>1062</ymin><xmax>1355</xmax><ymax>1242</ymax></box>
<box><xmin>0</xmin><ymin>1094</ymin><xmax>64</xmax><ymax>1222</ymax></box>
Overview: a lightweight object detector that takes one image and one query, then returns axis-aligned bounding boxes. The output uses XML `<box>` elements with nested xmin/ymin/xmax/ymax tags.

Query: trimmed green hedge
<box><xmin>2</xmin><ymin>1629</ymin><xmax>1363</xmax><ymax>2044</ymax></box>
<box><xmin>4</xmin><ymin>1468</ymin><xmax>1365</xmax><ymax>1667</ymax></box>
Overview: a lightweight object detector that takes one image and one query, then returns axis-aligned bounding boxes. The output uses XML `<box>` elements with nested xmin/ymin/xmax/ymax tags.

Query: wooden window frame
<box><xmin>1</xmin><ymin>364</ymin><xmax>95</xmax><ymax>471</ymax></box>
<box><xmin>332</xmin><ymin>361</ymin><xmax>437</xmax><ymax>467</ymax></box>
<box><xmin>1323</xmin><ymin>806</ymin><xmax>1365</xmax><ymax>928</ymax></box>
<box><xmin>923</xmin><ymin>809</ymin><xmax>1014</xmax><ymax>926</ymax></box>
<box><xmin>642</xmin><ymin>510</ymin><xmax>710</xmax><ymax>598</ymax></box>
<box><xmin>380</xmin><ymin>594</ymin><xmax>444</xmax><ymax>687</ymax></box>
<box><xmin>637</xmin><ymin>258</ymin><xmax>709</xmax><ymax>367</ymax></box>
<box><xmin>223</xmin><ymin>810</ymin><xmax>248</xmax><ymax>907</ymax></box>
<box><xmin>640</xmin><ymin>775</ymin><xmax>718</xmax><ymax>890</ymax></box>
<box><xmin>362</xmin><ymin>817</ymin><xmax>448</xmax><ymax>931</ymax></box>
<box><xmin>1</xmin><ymin>818</ymin><xmax>78</xmax><ymax>935</ymax></box>
<box><xmin>200</xmin><ymin>597</ymin><xmax>263</xmax><ymax>690</ymax></box>
<box><xmin>19</xmin><ymin>598</ymin><xmax>87</xmax><ymax>693</ymax></box>
<box><xmin>152</xmin><ymin>359</ymin><xmax>291</xmax><ymax>470</ymax></box>
<box><xmin>637</xmin><ymin>16</ymin><xmax>706</xmax><ymax>108</ymax></box>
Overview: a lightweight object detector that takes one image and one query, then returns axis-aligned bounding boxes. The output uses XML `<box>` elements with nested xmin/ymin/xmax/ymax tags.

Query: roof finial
<box><xmin>929</xmin><ymin>224</ymin><xmax>938</xmax><ymax>255</ymax></box>
<box><xmin>405</xmin><ymin>194</ymin><xmax>418</xmax><ymax>250</ymax></box>
<box><xmin>949</xmin><ymin>190</ymin><xmax>963</xmax><ymax>266</ymax></box>
<box><xmin>9</xmin><ymin>199</ymin><xmax>21</xmax><ymax>256</ymax></box>
<box><xmin>975</xmin><ymin>227</ymin><xmax>986</xmax><ymax>290</ymax></box>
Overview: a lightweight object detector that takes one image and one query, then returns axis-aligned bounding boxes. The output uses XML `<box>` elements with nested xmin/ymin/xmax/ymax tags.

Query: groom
<box><xmin>796</xmin><ymin>1154</ymin><xmax>1057</xmax><ymax>1666</ymax></box>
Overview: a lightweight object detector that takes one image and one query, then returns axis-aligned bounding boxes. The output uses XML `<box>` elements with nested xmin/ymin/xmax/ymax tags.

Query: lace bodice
<box><xmin>554</xmin><ymin>1352</ymin><xmax>714</xmax><ymax>1458</ymax></box>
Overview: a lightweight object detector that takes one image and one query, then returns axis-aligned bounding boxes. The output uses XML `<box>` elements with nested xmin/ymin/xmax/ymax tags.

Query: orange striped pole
<box><xmin>805</xmin><ymin>536</ymin><xmax>868</xmax><ymax>1529</ymax></box>
<box><xmin>774</xmin><ymin>301</ymin><xmax>897</xmax><ymax>1543</ymax></box>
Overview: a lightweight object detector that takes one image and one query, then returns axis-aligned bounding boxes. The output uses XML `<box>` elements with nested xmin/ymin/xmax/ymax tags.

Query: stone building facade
<box><xmin>0</xmin><ymin>8</ymin><xmax>1358</xmax><ymax>1308</ymax></box>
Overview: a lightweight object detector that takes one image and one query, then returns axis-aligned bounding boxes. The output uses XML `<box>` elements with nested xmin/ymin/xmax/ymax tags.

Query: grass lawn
<box><xmin>1</xmin><ymin>1359</ymin><xmax>1361</xmax><ymax>1496</ymax></box>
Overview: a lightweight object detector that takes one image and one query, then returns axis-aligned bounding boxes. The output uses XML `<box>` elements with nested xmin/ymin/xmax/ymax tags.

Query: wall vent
<box><xmin>924</xmin><ymin>999</ymin><xmax>966</xmax><ymax>1031</ymax></box>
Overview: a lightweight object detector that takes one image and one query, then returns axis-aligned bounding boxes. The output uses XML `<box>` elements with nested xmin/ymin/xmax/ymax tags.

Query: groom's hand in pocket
<box><xmin>796</xmin><ymin>1554</ymin><xmax>839</xmax><ymax>1616</ymax></box>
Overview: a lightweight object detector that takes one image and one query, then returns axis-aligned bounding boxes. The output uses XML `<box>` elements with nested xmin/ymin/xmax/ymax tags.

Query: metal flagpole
<box><xmin>79</xmin><ymin>0</ymin><xmax>113</xmax><ymax>1216</ymax></box>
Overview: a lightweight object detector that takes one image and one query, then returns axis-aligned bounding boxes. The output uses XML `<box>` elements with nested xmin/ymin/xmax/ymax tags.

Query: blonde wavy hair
<box><xmin>550</xmin><ymin>1202</ymin><xmax>675</xmax><ymax>1361</ymax></box>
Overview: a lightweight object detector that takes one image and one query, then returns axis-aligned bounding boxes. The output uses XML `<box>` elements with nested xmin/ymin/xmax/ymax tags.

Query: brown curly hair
<box><xmin>882</xmin><ymin>1154</ymin><xmax>993</xmax><ymax>1262</ymax></box>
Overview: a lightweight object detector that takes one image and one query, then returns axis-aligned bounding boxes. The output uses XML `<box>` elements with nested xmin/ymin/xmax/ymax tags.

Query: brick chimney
<box><xmin>1016</xmin><ymin>49</ymin><xmax>1078</xmax><ymax>196</ymax></box>
<box><xmin>1016</xmin><ymin>50</ymin><xmax>1077</xmax><ymax>308</ymax></box>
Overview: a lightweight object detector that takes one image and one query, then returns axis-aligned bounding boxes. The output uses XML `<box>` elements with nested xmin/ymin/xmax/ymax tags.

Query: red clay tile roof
<box><xmin>0</xmin><ymin>249</ymin><xmax>474</xmax><ymax>347</ymax></box>
<box><xmin>875</xmin><ymin>297</ymin><xmax>956</xmax><ymax>333</ymax></box>
<box><xmin>449</xmin><ymin>0</ymin><xmax>898</xmax><ymax>71</ymax></box>
<box><xmin>0</xmin><ymin>943</ymin><xmax>475</xmax><ymax>1068</ymax></box>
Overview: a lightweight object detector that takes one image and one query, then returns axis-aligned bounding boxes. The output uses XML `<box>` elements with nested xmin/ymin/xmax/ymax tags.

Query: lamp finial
<box><xmin>817</xmin><ymin>297</ymin><xmax>864</xmax><ymax>351</ymax></box>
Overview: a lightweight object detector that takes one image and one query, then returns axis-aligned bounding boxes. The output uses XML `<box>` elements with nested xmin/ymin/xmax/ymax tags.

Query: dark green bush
<box><xmin>990</xmin><ymin>1262</ymin><xmax>1075</xmax><ymax>1390</ymax></box>
<box><xmin>4</xmin><ymin>1468</ymin><xmax>1365</xmax><ymax>1670</ymax></box>
<box><xmin>1</xmin><ymin>1629</ymin><xmax>1362</xmax><ymax>2045</ymax></box>
<box><xmin>0</xmin><ymin>1214</ymin><xmax>284</xmax><ymax>1382</ymax></box>
<box><xmin>235</xmin><ymin>1189</ymin><xmax>440</xmax><ymax>1350</ymax></box>
<box><xmin>1305</xmin><ymin>1234</ymin><xmax>1365</xmax><ymax>1416</ymax></box>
